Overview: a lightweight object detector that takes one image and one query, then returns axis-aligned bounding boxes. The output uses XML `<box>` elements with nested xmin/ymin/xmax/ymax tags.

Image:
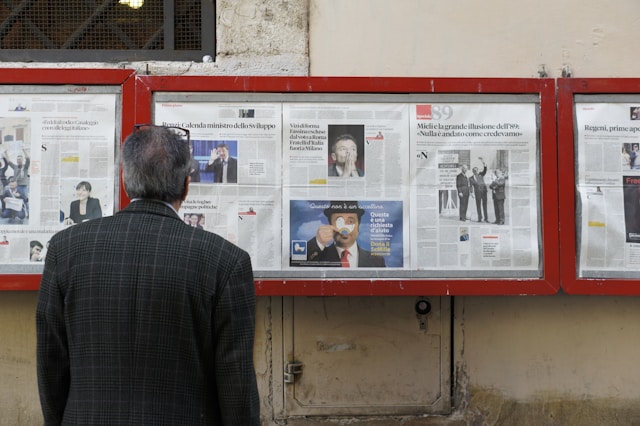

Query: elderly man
<box><xmin>37</xmin><ymin>125</ymin><xmax>259</xmax><ymax>425</ymax></box>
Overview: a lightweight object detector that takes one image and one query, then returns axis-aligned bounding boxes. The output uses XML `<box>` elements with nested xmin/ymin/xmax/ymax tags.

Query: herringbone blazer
<box><xmin>36</xmin><ymin>199</ymin><xmax>259</xmax><ymax>425</ymax></box>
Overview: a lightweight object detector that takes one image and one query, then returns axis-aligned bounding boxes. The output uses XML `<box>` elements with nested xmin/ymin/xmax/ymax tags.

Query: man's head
<box><xmin>330</xmin><ymin>134</ymin><xmax>358</xmax><ymax>166</ymax></box>
<box><xmin>30</xmin><ymin>240</ymin><xmax>43</xmax><ymax>254</ymax></box>
<box><xmin>461</xmin><ymin>165</ymin><xmax>467</xmax><ymax>174</ymax></box>
<box><xmin>216</xmin><ymin>144</ymin><xmax>229</xmax><ymax>161</ymax></box>
<box><xmin>472</xmin><ymin>167</ymin><xmax>479</xmax><ymax>175</ymax></box>
<box><xmin>7</xmin><ymin>177</ymin><xmax>17</xmax><ymax>190</ymax></box>
<box><xmin>323</xmin><ymin>201</ymin><xmax>365</xmax><ymax>248</ymax></box>
<box><xmin>122</xmin><ymin>126</ymin><xmax>191</xmax><ymax>204</ymax></box>
<box><xmin>16</xmin><ymin>155</ymin><xmax>23</xmax><ymax>166</ymax></box>
<box><xmin>634</xmin><ymin>144</ymin><xmax>639</xmax><ymax>152</ymax></box>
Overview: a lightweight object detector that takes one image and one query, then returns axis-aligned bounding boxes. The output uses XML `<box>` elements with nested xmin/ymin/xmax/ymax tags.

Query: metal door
<box><xmin>273</xmin><ymin>296</ymin><xmax>451</xmax><ymax>417</ymax></box>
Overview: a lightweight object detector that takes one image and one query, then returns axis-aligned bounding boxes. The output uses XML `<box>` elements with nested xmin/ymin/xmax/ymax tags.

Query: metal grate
<box><xmin>0</xmin><ymin>0</ymin><xmax>215</xmax><ymax>62</ymax></box>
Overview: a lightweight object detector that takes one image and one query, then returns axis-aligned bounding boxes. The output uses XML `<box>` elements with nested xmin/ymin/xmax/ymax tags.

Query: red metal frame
<box><xmin>0</xmin><ymin>68</ymin><xmax>136</xmax><ymax>291</ymax></box>
<box><xmin>558</xmin><ymin>78</ymin><xmax>640</xmax><ymax>294</ymax></box>
<box><xmin>137</xmin><ymin>76</ymin><xmax>559</xmax><ymax>296</ymax></box>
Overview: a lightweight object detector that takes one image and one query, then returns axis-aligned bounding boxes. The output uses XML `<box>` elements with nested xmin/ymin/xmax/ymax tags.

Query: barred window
<box><xmin>0</xmin><ymin>0</ymin><xmax>215</xmax><ymax>62</ymax></box>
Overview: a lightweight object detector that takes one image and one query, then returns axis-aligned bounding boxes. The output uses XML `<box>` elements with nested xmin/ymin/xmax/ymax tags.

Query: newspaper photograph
<box><xmin>0</xmin><ymin>92</ymin><xmax>117</xmax><ymax>272</ymax></box>
<box><xmin>282</xmin><ymin>102</ymin><xmax>410</xmax><ymax>199</ymax></box>
<box><xmin>282</xmin><ymin>102</ymin><xmax>411</xmax><ymax>273</ymax></box>
<box><xmin>154</xmin><ymin>101</ymin><xmax>283</xmax><ymax>270</ymax></box>
<box><xmin>287</xmin><ymin>199</ymin><xmax>405</xmax><ymax>269</ymax></box>
<box><xmin>410</xmin><ymin>102</ymin><xmax>541</xmax><ymax>275</ymax></box>
<box><xmin>575</xmin><ymin>101</ymin><xmax>640</xmax><ymax>277</ymax></box>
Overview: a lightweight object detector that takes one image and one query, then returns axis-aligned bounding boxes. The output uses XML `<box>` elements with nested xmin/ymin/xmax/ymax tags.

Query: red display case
<box><xmin>558</xmin><ymin>78</ymin><xmax>640</xmax><ymax>294</ymax></box>
<box><xmin>0</xmin><ymin>68</ymin><xmax>135</xmax><ymax>290</ymax></box>
<box><xmin>136</xmin><ymin>76</ymin><xmax>559</xmax><ymax>296</ymax></box>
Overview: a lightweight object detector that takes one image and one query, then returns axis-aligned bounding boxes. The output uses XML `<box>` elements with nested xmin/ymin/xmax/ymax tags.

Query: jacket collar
<box><xmin>120</xmin><ymin>199</ymin><xmax>182</xmax><ymax>220</ymax></box>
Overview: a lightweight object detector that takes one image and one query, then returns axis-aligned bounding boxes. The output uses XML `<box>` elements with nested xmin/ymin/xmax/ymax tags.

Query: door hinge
<box><xmin>284</xmin><ymin>362</ymin><xmax>303</xmax><ymax>384</ymax></box>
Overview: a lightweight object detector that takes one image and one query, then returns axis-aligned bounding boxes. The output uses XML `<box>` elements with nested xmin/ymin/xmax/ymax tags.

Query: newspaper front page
<box><xmin>575</xmin><ymin>101</ymin><xmax>640</xmax><ymax>278</ymax></box>
<box><xmin>410</xmin><ymin>102</ymin><xmax>541</xmax><ymax>276</ymax></box>
<box><xmin>154</xmin><ymin>101</ymin><xmax>282</xmax><ymax>271</ymax></box>
<box><xmin>0</xmin><ymin>92</ymin><xmax>117</xmax><ymax>272</ymax></box>
<box><xmin>282</xmin><ymin>102</ymin><xmax>411</xmax><ymax>276</ymax></box>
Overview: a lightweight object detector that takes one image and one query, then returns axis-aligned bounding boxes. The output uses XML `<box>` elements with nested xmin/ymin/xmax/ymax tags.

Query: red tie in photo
<box><xmin>341</xmin><ymin>249</ymin><xmax>350</xmax><ymax>268</ymax></box>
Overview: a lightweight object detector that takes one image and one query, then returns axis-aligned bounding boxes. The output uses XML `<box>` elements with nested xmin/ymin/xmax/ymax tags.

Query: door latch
<box><xmin>284</xmin><ymin>362</ymin><xmax>303</xmax><ymax>384</ymax></box>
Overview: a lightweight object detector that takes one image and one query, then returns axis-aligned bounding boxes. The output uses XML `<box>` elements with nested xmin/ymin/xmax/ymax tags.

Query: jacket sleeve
<box><xmin>36</xmin><ymin>240</ymin><xmax>70</xmax><ymax>425</ymax></box>
<box><xmin>212</xmin><ymin>249</ymin><xmax>260</xmax><ymax>425</ymax></box>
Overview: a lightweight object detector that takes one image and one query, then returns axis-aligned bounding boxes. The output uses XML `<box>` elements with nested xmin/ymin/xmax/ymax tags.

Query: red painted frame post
<box><xmin>0</xmin><ymin>68</ymin><xmax>136</xmax><ymax>290</ymax></box>
<box><xmin>136</xmin><ymin>76</ymin><xmax>559</xmax><ymax>296</ymax></box>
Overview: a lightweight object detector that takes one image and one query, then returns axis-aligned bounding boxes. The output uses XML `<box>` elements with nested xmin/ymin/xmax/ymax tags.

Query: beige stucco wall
<box><xmin>309</xmin><ymin>0</ymin><xmax>640</xmax><ymax>78</ymax></box>
<box><xmin>4</xmin><ymin>1</ymin><xmax>640</xmax><ymax>425</ymax></box>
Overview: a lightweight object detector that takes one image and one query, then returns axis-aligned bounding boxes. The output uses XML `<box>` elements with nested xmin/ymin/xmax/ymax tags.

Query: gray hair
<box><xmin>122</xmin><ymin>126</ymin><xmax>191</xmax><ymax>203</ymax></box>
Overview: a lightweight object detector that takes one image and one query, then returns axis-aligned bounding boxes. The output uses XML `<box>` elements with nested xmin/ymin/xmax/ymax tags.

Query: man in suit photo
<box><xmin>36</xmin><ymin>125</ymin><xmax>259</xmax><ymax>425</ymax></box>
<box><xmin>301</xmin><ymin>200</ymin><xmax>385</xmax><ymax>268</ymax></box>
<box><xmin>327</xmin><ymin>134</ymin><xmax>364</xmax><ymax>177</ymax></box>
<box><xmin>469</xmin><ymin>158</ymin><xmax>489</xmax><ymax>223</ymax></box>
<box><xmin>205</xmin><ymin>143</ymin><xmax>238</xmax><ymax>183</ymax></box>
<box><xmin>490</xmin><ymin>169</ymin><xmax>508</xmax><ymax>225</ymax></box>
<box><xmin>456</xmin><ymin>165</ymin><xmax>471</xmax><ymax>221</ymax></box>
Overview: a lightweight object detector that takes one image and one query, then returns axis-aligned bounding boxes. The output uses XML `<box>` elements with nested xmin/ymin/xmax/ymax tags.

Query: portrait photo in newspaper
<box><xmin>327</xmin><ymin>124</ymin><xmax>365</xmax><ymax>178</ymax></box>
<box><xmin>289</xmin><ymin>199</ymin><xmax>403</xmax><ymax>268</ymax></box>
<box><xmin>60</xmin><ymin>180</ymin><xmax>105</xmax><ymax>225</ymax></box>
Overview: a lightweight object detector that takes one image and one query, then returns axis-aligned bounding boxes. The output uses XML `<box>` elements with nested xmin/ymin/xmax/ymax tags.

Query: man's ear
<box><xmin>181</xmin><ymin>175</ymin><xmax>191</xmax><ymax>201</ymax></box>
<box><xmin>330</xmin><ymin>153</ymin><xmax>337</xmax><ymax>161</ymax></box>
<box><xmin>121</xmin><ymin>168</ymin><xmax>130</xmax><ymax>199</ymax></box>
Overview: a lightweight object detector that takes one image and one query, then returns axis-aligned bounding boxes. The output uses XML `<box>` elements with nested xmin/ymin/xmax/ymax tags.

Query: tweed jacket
<box><xmin>36</xmin><ymin>199</ymin><xmax>259</xmax><ymax>425</ymax></box>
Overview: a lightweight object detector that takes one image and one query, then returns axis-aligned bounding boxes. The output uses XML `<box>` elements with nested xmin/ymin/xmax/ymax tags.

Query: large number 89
<box><xmin>431</xmin><ymin>105</ymin><xmax>453</xmax><ymax>120</ymax></box>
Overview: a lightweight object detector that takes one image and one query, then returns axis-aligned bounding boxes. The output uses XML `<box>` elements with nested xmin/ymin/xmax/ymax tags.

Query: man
<box><xmin>300</xmin><ymin>200</ymin><xmax>385</xmax><ymax>267</ymax></box>
<box><xmin>188</xmin><ymin>143</ymin><xmax>201</xmax><ymax>182</ymax></box>
<box><xmin>469</xmin><ymin>158</ymin><xmax>489</xmax><ymax>223</ymax></box>
<box><xmin>0</xmin><ymin>153</ymin><xmax>8</xmax><ymax>189</ymax></box>
<box><xmin>456</xmin><ymin>165</ymin><xmax>470</xmax><ymax>221</ymax></box>
<box><xmin>36</xmin><ymin>126</ymin><xmax>259</xmax><ymax>425</ymax></box>
<box><xmin>632</xmin><ymin>144</ymin><xmax>640</xmax><ymax>170</ymax></box>
<box><xmin>490</xmin><ymin>169</ymin><xmax>508</xmax><ymax>225</ymax></box>
<box><xmin>29</xmin><ymin>240</ymin><xmax>43</xmax><ymax>261</ymax></box>
<box><xmin>206</xmin><ymin>143</ymin><xmax>238</xmax><ymax>183</ymax></box>
<box><xmin>2</xmin><ymin>177</ymin><xmax>27</xmax><ymax>223</ymax></box>
<box><xmin>3</xmin><ymin>147</ymin><xmax>30</xmax><ymax>194</ymax></box>
<box><xmin>328</xmin><ymin>134</ymin><xmax>364</xmax><ymax>177</ymax></box>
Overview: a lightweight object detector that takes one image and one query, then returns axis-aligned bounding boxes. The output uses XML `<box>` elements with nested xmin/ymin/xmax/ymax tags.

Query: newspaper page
<box><xmin>282</xmin><ymin>102</ymin><xmax>410</xmax><ymax>274</ymax></box>
<box><xmin>154</xmin><ymin>101</ymin><xmax>282</xmax><ymax>271</ymax></box>
<box><xmin>575</xmin><ymin>101</ymin><xmax>640</xmax><ymax>278</ymax></box>
<box><xmin>0</xmin><ymin>93</ymin><xmax>117</xmax><ymax>272</ymax></box>
<box><xmin>410</xmin><ymin>102</ymin><xmax>540</xmax><ymax>276</ymax></box>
